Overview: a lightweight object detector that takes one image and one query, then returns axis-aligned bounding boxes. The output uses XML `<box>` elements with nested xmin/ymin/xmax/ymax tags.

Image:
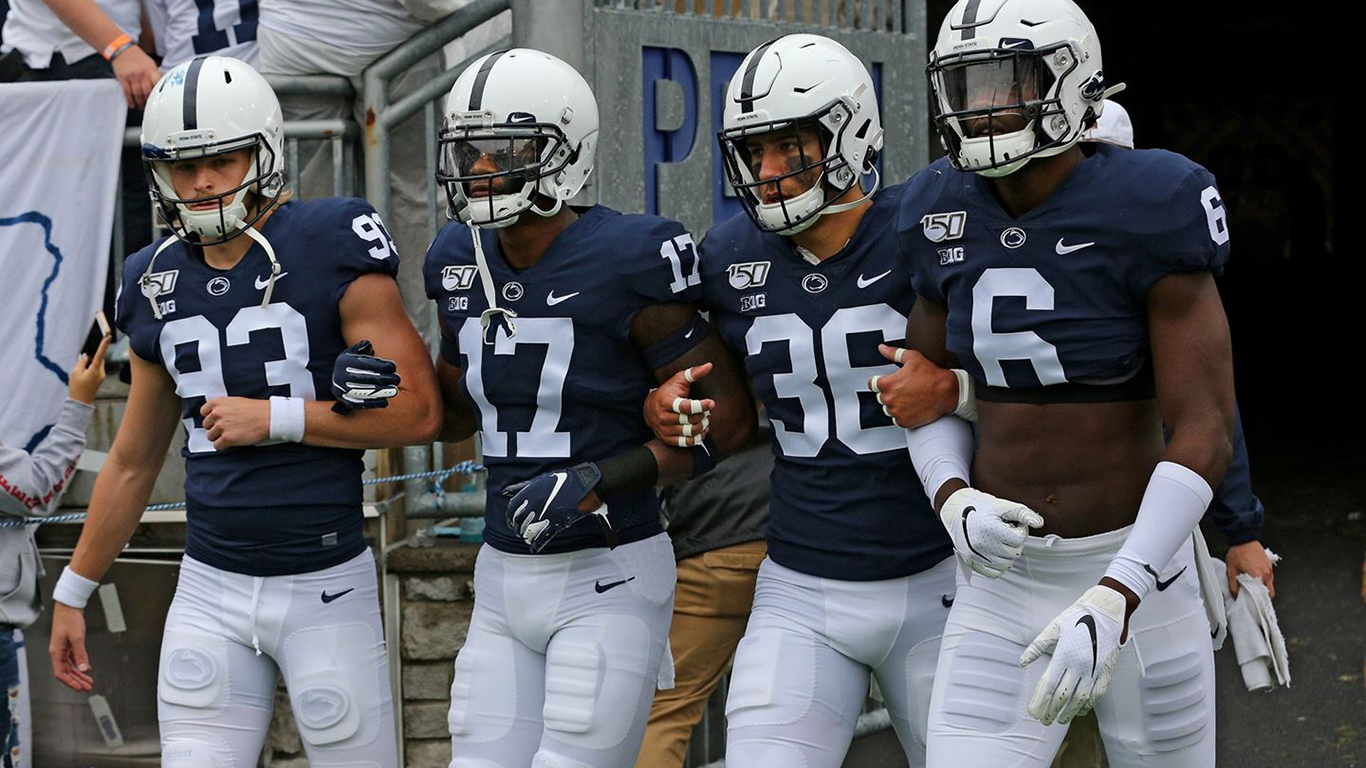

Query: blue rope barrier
<box><xmin>0</xmin><ymin>461</ymin><xmax>486</xmax><ymax>528</ymax></box>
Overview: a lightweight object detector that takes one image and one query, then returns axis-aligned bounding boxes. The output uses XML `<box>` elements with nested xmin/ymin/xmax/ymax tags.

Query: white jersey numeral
<box><xmin>970</xmin><ymin>268</ymin><xmax>1066</xmax><ymax>387</ymax></box>
<box><xmin>1200</xmin><ymin>185</ymin><xmax>1230</xmax><ymax>245</ymax></box>
<box><xmin>744</xmin><ymin>304</ymin><xmax>905</xmax><ymax>458</ymax></box>
<box><xmin>660</xmin><ymin>234</ymin><xmax>701</xmax><ymax>294</ymax></box>
<box><xmin>159</xmin><ymin>304</ymin><xmax>315</xmax><ymax>453</ymax></box>
<box><xmin>459</xmin><ymin>316</ymin><xmax>574</xmax><ymax>459</ymax></box>
<box><xmin>352</xmin><ymin>212</ymin><xmax>398</xmax><ymax>260</ymax></box>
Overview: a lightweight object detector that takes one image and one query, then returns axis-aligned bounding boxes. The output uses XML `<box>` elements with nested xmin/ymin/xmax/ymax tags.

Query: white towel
<box><xmin>1214</xmin><ymin>549</ymin><xmax>1291</xmax><ymax>692</ymax></box>
<box><xmin>1192</xmin><ymin>533</ymin><xmax>1228</xmax><ymax>650</ymax></box>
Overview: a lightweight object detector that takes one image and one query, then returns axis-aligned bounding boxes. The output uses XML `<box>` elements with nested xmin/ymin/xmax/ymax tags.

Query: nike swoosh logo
<box><xmin>857</xmin><ymin>270</ymin><xmax>892</xmax><ymax>289</ymax></box>
<box><xmin>1002</xmin><ymin>40</ymin><xmax>1028</xmax><ymax>48</ymax></box>
<box><xmin>1055</xmin><ymin>239</ymin><xmax>1095</xmax><ymax>255</ymax></box>
<box><xmin>320</xmin><ymin>588</ymin><xmax>354</xmax><ymax>604</ymax></box>
<box><xmin>255</xmin><ymin>272</ymin><xmax>288</xmax><ymax>290</ymax></box>
<box><xmin>961</xmin><ymin>505</ymin><xmax>987</xmax><ymax>560</ymax></box>
<box><xmin>1143</xmin><ymin>563</ymin><xmax>1187</xmax><ymax>592</ymax></box>
<box><xmin>941</xmin><ymin>594</ymin><xmax>954</xmax><ymax>608</ymax></box>
<box><xmin>594</xmin><ymin>577</ymin><xmax>636</xmax><ymax>594</ymax></box>
<box><xmin>546</xmin><ymin>291</ymin><xmax>580</xmax><ymax>306</ymax></box>
<box><xmin>542</xmin><ymin>472</ymin><xmax>568</xmax><ymax>512</ymax></box>
<box><xmin>684</xmin><ymin>327</ymin><xmax>695</xmax><ymax>339</ymax></box>
<box><xmin>1076</xmin><ymin>614</ymin><xmax>1098</xmax><ymax>676</ymax></box>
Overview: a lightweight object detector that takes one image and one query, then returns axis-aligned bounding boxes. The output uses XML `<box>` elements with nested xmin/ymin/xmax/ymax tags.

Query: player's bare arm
<box><xmin>49</xmin><ymin>350</ymin><xmax>180</xmax><ymax>691</ymax></box>
<box><xmin>1097</xmin><ymin>270</ymin><xmax>1235</xmax><ymax>609</ymax></box>
<box><xmin>435</xmin><ymin>357</ymin><xmax>478</xmax><ymax>442</ymax></box>
<box><xmin>199</xmin><ymin>273</ymin><xmax>441</xmax><ymax>450</ymax></box>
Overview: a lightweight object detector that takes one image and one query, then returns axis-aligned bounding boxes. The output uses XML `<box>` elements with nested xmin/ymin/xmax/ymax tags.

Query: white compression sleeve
<box><xmin>905</xmin><ymin>415</ymin><xmax>974</xmax><ymax>504</ymax></box>
<box><xmin>1103</xmin><ymin>461</ymin><xmax>1214</xmax><ymax>602</ymax></box>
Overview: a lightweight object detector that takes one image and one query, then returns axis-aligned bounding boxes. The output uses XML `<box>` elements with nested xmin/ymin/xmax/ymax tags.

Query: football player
<box><xmin>46</xmin><ymin>56</ymin><xmax>440</xmax><ymax>767</ymax></box>
<box><xmin>898</xmin><ymin>1</ymin><xmax>1233</xmax><ymax>765</ymax></box>
<box><xmin>641</xmin><ymin>35</ymin><xmax>1000</xmax><ymax>768</ymax></box>
<box><xmin>423</xmin><ymin>49</ymin><xmax>755</xmax><ymax>768</ymax></box>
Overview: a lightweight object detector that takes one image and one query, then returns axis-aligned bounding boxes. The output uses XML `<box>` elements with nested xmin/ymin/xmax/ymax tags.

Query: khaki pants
<box><xmin>635</xmin><ymin>540</ymin><xmax>767</xmax><ymax>768</ymax></box>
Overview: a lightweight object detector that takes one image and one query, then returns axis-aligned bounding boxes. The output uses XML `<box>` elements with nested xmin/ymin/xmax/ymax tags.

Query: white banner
<box><xmin>0</xmin><ymin>80</ymin><xmax>126</xmax><ymax>450</ymax></box>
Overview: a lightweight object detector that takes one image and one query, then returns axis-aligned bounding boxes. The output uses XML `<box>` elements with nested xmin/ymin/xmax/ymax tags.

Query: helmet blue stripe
<box><xmin>182</xmin><ymin>56</ymin><xmax>207</xmax><ymax>130</ymax></box>
<box><xmin>468</xmin><ymin>49</ymin><xmax>508</xmax><ymax>111</ymax></box>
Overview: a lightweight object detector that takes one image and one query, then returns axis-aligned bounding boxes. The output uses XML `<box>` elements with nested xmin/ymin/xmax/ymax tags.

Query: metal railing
<box><xmin>595</xmin><ymin>0</ymin><xmax>910</xmax><ymax>32</ymax></box>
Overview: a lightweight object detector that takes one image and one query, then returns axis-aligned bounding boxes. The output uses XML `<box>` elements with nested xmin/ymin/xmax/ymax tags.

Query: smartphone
<box><xmin>81</xmin><ymin>310</ymin><xmax>111</xmax><ymax>358</ymax></box>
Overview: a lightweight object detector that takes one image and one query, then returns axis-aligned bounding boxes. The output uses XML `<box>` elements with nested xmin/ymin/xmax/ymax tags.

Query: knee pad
<box><xmin>448</xmin><ymin>624</ymin><xmax>519</xmax><ymax>741</ymax></box>
<box><xmin>724</xmin><ymin>628</ymin><xmax>815</xmax><ymax>729</ymax></box>
<box><xmin>1135</xmin><ymin>650</ymin><xmax>1210</xmax><ymax>754</ymax></box>
<box><xmin>281</xmin><ymin>623</ymin><xmax>385</xmax><ymax>749</ymax></box>
<box><xmin>159</xmin><ymin>631</ymin><xmax>227</xmax><ymax>719</ymax></box>
<box><xmin>161</xmin><ymin>737</ymin><xmax>232</xmax><ymax>768</ymax></box>
<box><xmin>934</xmin><ymin>633</ymin><xmax>1027</xmax><ymax>734</ymax></box>
<box><xmin>542</xmin><ymin>616</ymin><xmax>651</xmax><ymax>750</ymax></box>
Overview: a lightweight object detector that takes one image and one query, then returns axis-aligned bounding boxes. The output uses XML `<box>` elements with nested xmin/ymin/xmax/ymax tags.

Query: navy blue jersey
<box><xmin>424</xmin><ymin>206</ymin><xmax>701</xmax><ymax>555</ymax></box>
<box><xmin>115</xmin><ymin>198</ymin><xmax>400</xmax><ymax>576</ymax></box>
<box><xmin>699</xmin><ymin>184</ymin><xmax>952</xmax><ymax>581</ymax></box>
<box><xmin>899</xmin><ymin>145</ymin><xmax>1230</xmax><ymax>395</ymax></box>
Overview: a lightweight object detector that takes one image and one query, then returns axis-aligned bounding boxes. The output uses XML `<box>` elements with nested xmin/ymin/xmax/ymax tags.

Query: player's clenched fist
<box><xmin>200</xmin><ymin>397</ymin><xmax>272</xmax><ymax>450</ymax></box>
<box><xmin>940</xmin><ymin>487</ymin><xmax>1044</xmax><ymax>579</ymax></box>
<box><xmin>644</xmin><ymin>363</ymin><xmax>715</xmax><ymax>446</ymax></box>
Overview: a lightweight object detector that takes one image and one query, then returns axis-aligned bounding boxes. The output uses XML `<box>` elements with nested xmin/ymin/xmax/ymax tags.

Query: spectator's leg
<box><xmin>1053</xmin><ymin>710</ymin><xmax>1105</xmax><ymax>768</ymax></box>
<box><xmin>636</xmin><ymin>539</ymin><xmax>767</xmax><ymax>768</ymax></box>
<box><xmin>0</xmin><ymin>626</ymin><xmax>18</xmax><ymax>768</ymax></box>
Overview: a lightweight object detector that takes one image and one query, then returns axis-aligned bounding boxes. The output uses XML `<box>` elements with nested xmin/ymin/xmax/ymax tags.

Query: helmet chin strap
<box><xmin>470</xmin><ymin>226</ymin><xmax>517</xmax><ymax>343</ymax></box>
<box><xmin>243</xmin><ymin>226</ymin><xmax>282</xmax><ymax>307</ymax></box>
<box><xmin>823</xmin><ymin>166</ymin><xmax>880</xmax><ymax>216</ymax></box>
<box><xmin>140</xmin><ymin>236</ymin><xmax>182</xmax><ymax>321</ymax></box>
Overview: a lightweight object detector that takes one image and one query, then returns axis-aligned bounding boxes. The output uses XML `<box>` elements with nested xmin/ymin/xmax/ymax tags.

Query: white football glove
<box><xmin>940</xmin><ymin>487</ymin><xmax>1044</xmax><ymax>579</ymax></box>
<box><xmin>1020</xmin><ymin>584</ymin><xmax>1130</xmax><ymax>725</ymax></box>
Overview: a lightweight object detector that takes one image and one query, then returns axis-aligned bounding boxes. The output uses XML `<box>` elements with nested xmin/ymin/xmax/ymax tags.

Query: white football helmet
<box><xmin>438</xmin><ymin>48</ymin><xmax>599</xmax><ymax>229</ymax></box>
<box><xmin>719</xmin><ymin>34</ymin><xmax>884</xmax><ymax>235</ymax></box>
<box><xmin>141</xmin><ymin>55</ymin><xmax>285</xmax><ymax>243</ymax></box>
<box><xmin>928</xmin><ymin>0</ymin><xmax>1124</xmax><ymax>176</ymax></box>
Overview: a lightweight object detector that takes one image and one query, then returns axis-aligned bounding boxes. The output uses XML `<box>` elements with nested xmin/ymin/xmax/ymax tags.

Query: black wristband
<box><xmin>595</xmin><ymin>445</ymin><xmax>659</xmax><ymax>498</ymax></box>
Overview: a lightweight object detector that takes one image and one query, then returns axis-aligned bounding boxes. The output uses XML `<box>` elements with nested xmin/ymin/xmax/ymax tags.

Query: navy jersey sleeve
<box><xmin>1131</xmin><ymin>161</ymin><xmax>1231</xmax><ymax>295</ymax></box>
<box><xmin>114</xmin><ymin>242</ymin><xmax>161</xmax><ymax>363</ymax></box>
<box><xmin>325</xmin><ymin>198</ymin><xmax>402</xmax><ymax>305</ymax></box>
<box><xmin>622</xmin><ymin>216</ymin><xmax>703</xmax><ymax>306</ymax></box>
<box><xmin>896</xmin><ymin>168</ymin><xmax>949</xmax><ymax>305</ymax></box>
<box><xmin>422</xmin><ymin>224</ymin><xmax>469</xmax><ymax>367</ymax></box>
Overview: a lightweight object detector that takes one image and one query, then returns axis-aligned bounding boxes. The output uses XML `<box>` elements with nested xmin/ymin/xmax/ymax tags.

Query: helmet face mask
<box><xmin>719</xmin><ymin>103</ymin><xmax>859</xmax><ymax>235</ymax></box>
<box><xmin>436</xmin><ymin>117</ymin><xmax>573</xmax><ymax>229</ymax></box>
<box><xmin>144</xmin><ymin>135</ymin><xmax>282</xmax><ymax>245</ymax></box>
<box><xmin>929</xmin><ymin>43</ymin><xmax>1074</xmax><ymax>177</ymax></box>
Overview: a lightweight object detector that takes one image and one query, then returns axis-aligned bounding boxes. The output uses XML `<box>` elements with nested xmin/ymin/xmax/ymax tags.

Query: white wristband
<box><xmin>53</xmin><ymin>566</ymin><xmax>99</xmax><ymax>609</ymax></box>
<box><xmin>269</xmin><ymin>396</ymin><xmax>306</xmax><ymax>443</ymax></box>
<box><xmin>951</xmin><ymin>369</ymin><xmax>978</xmax><ymax>423</ymax></box>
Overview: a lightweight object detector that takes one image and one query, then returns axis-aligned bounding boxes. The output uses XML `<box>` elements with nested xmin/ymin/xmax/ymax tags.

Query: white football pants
<box><xmin>723</xmin><ymin>556</ymin><xmax>957</xmax><ymax>768</ymax></box>
<box><xmin>926</xmin><ymin>526</ymin><xmax>1215</xmax><ymax>768</ymax></box>
<box><xmin>448</xmin><ymin>533</ymin><xmax>676</xmax><ymax>768</ymax></box>
<box><xmin>158</xmin><ymin>548</ymin><xmax>396</xmax><ymax>767</ymax></box>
